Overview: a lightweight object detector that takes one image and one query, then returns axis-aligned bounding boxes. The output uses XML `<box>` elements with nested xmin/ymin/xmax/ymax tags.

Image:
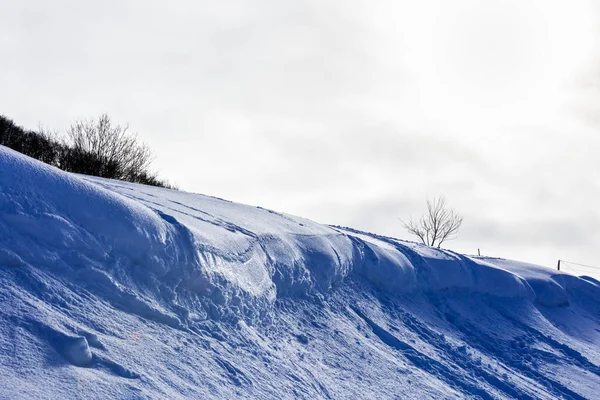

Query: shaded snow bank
<box><xmin>2</xmin><ymin>146</ymin><xmax>600</xmax><ymax>399</ymax></box>
<box><xmin>1</xmin><ymin>146</ymin><xmax>598</xmax><ymax>327</ymax></box>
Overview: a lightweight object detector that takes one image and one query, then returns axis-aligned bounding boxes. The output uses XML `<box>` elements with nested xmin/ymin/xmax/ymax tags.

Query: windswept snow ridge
<box><xmin>1</xmin><ymin>146</ymin><xmax>599</xmax><ymax>399</ymax></box>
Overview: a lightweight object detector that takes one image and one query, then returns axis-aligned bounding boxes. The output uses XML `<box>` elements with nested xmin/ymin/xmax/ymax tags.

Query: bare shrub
<box><xmin>60</xmin><ymin>114</ymin><xmax>153</xmax><ymax>182</ymax></box>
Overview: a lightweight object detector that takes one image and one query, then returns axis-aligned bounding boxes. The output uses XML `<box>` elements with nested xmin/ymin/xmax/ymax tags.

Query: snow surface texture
<box><xmin>1</xmin><ymin>145</ymin><xmax>599</xmax><ymax>399</ymax></box>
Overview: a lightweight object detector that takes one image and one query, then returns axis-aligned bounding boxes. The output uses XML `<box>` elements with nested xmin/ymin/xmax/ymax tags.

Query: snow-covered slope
<box><xmin>1</xmin><ymin>146</ymin><xmax>599</xmax><ymax>399</ymax></box>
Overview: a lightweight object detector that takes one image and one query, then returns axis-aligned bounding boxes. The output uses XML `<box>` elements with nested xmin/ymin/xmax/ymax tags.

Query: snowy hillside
<box><xmin>1</xmin><ymin>145</ymin><xmax>599</xmax><ymax>399</ymax></box>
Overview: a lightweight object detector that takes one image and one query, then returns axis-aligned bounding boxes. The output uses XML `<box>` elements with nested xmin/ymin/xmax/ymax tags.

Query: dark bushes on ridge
<box><xmin>0</xmin><ymin>114</ymin><xmax>173</xmax><ymax>188</ymax></box>
<box><xmin>0</xmin><ymin>117</ymin><xmax>61</xmax><ymax>166</ymax></box>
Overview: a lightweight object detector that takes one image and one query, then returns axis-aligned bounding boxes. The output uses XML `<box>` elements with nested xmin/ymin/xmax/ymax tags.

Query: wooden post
<box><xmin>557</xmin><ymin>259</ymin><xmax>561</xmax><ymax>271</ymax></box>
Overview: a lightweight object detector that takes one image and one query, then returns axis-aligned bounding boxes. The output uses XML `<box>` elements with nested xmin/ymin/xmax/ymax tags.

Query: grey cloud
<box><xmin>462</xmin><ymin>215</ymin><xmax>600</xmax><ymax>248</ymax></box>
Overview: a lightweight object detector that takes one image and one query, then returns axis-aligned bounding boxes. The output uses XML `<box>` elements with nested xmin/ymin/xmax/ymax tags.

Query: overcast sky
<box><xmin>2</xmin><ymin>0</ymin><xmax>599</xmax><ymax>276</ymax></box>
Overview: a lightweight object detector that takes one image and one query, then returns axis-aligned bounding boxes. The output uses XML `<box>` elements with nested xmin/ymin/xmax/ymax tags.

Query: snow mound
<box><xmin>2</xmin><ymin>146</ymin><xmax>597</xmax><ymax>322</ymax></box>
<box><xmin>1</xmin><ymin>146</ymin><xmax>599</xmax><ymax>399</ymax></box>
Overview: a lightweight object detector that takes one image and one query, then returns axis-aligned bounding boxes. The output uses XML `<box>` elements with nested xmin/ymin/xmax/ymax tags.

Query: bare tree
<box><xmin>401</xmin><ymin>197</ymin><xmax>463</xmax><ymax>248</ymax></box>
<box><xmin>61</xmin><ymin>114</ymin><xmax>153</xmax><ymax>182</ymax></box>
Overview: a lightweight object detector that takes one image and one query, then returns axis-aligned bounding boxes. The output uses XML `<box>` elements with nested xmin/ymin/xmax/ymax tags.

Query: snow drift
<box><xmin>1</xmin><ymin>146</ymin><xmax>599</xmax><ymax>399</ymax></box>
